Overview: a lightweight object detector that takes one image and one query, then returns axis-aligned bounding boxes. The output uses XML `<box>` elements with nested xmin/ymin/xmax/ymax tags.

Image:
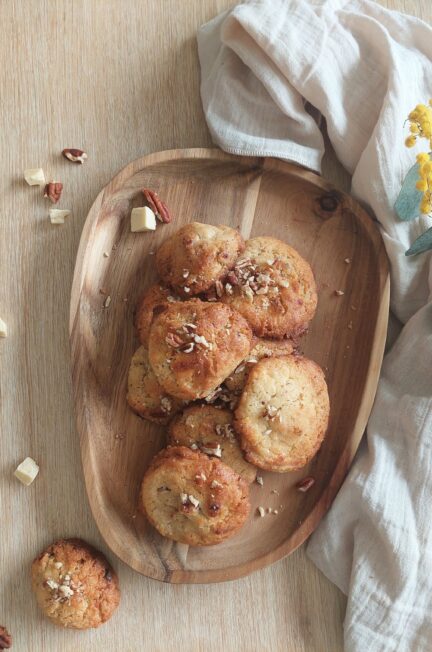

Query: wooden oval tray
<box><xmin>70</xmin><ymin>148</ymin><xmax>389</xmax><ymax>583</ymax></box>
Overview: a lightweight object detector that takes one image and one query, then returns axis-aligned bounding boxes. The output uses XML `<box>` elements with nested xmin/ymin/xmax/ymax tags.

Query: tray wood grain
<box><xmin>70</xmin><ymin>148</ymin><xmax>389</xmax><ymax>583</ymax></box>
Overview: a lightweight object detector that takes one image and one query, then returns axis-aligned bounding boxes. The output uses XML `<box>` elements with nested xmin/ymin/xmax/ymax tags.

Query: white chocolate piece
<box><xmin>14</xmin><ymin>457</ymin><xmax>40</xmax><ymax>485</ymax></box>
<box><xmin>0</xmin><ymin>318</ymin><xmax>7</xmax><ymax>338</ymax></box>
<box><xmin>49</xmin><ymin>209</ymin><xmax>71</xmax><ymax>224</ymax></box>
<box><xmin>131</xmin><ymin>206</ymin><xmax>156</xmax><ymax>232</ymax></box>
<box><xmin>24</xmin><ymin>168</ymin><xmax>46</xmax><ymax>186</ymax></box>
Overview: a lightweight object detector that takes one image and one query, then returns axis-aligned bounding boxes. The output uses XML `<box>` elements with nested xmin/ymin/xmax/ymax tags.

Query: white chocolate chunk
<box><xmin>58</xmin><ymin>585</ymin><xmax>74</xmax><ymax>598</ymax></box>
<box><xmin>14</xmin><ymin>457</ymin><xmax>39</xmax><ymax>485</ymax></box>
<box><xmin>0</xmin><ymin>318</ymin><xmax>7</xmax><ymax>338</ymax></box>
<box><xmin>49</xmin><ymin>209</ymin><xmax>71</xmax><ymax>224</ymax></box>
<box><xmin>24</xmin><ymin>168</ymin><xmax>46</xmax><ymax>186</ymax></box>
<box><xmin>131</xmin><ymin>206</ymin><xmax>156</xmax><ymax>232</ymax></box>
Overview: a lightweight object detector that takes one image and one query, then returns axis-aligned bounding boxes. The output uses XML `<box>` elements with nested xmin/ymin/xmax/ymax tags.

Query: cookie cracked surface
<box><xmin>220</xmin><ymin>236</ymin><xmax>317</xmax><ymax>339</ymax></box>
<box><xmin>148</xmin><ymin>300</ymin><xmax>252</xmax><ymax>401</ymax></box>
<box><xmin>156</xmin><ymin>222</ymin><xmax>244</xmax><ymax>297</ymax></box>
<box><xmin>140</xmin><ymin>446</ymin><xmax>250</xmax><ymax>546</ymax></box>
<box><xmin>234</xmin><ymin>355</ymin><xmax>329</xmax><ymax>472</ymax></box>
<box><xmin>31</xmin><ymin>538</ymin><xmax>120</xmax><ymax>629</ymax></box>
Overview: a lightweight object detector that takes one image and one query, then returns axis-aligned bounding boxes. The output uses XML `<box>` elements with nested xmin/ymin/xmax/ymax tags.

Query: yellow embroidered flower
<box><xmin>416</xmin><ymin>153</ymin><xmax>430</xmax><ymax>164</ymax></box>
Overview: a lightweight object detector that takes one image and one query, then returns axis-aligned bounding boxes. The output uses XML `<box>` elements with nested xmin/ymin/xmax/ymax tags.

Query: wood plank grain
<box><xmin>0</xmin><ymin>1</ymin><xmax>428</xmax><ymax>650</ymax></box>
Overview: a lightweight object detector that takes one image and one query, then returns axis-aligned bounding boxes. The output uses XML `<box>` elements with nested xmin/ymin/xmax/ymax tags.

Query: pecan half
<box><xmin>43</xmin><ymin>181</ymin><xmax>63</xmax><ymax>204</ymax></box>
<box><xmin>62</xmin><ymin>148</ymin><xmax>87</xmax><ymax>164</ymax></box>
<box><xmin>0</xmin><ymin>626</ymin><xmax>12</xmax><ymax>650</ymax></box>
<box><xmin>296</xmin><ymin>476</ymin><xmax>315</xmax><ymax>493</ymax></box>
<box><xmin>142</xmin><ymin>189</ymin><xmax>172</xmax><ymax>223</ymax></box>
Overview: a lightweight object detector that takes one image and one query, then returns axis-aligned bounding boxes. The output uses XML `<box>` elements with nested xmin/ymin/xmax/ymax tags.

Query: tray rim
<box><xmin>70</xmin><ymin>147</ymin><xmax>390</xmax><ymax>584</ymax></box>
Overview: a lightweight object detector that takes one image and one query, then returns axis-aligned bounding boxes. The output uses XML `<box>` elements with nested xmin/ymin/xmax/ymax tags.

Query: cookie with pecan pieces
<box><xmin>220</xmin><ymin>236</ymin><xmax>317</xmax><ymax>339</ymax></box>
<box><xmin>148</xmin><ymin>300</ymin><xmax>252</xmax><ymax>401</ymax></box>
<box><xmin>156</xmin><ymin>222</ymin><xmax>244</xmax><ymax>297</ymax></box>
<box><xmin>31</xmin><ymin>538</ymin><xmax>120</xmax><ymax>629</ymax></box>
<box><xmin>140</xmin><ymin>446</ymin><xmax>250</xmax><ymax>546</ymax></box>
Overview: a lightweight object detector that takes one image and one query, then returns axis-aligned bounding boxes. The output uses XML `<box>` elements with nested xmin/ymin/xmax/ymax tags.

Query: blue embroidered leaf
<box><xmin>405</xmin><ymin>226</ymin><xmax>432</xmax><ymax>256</ymax></box>
<box><xmin>395</xmin><ymin>161</ymin><xmax>424</xmax><ymax>222</ymax></box>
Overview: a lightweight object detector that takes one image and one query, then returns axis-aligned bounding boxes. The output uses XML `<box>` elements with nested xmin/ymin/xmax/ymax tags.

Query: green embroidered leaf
<box><xmin>395</xmin><ymin>161</ymin><xmax>424</xmax><ymax>222</ymax></box>
<box><xmin>405</xmin><ymin>226</ymin><xmax>432</xmax><ymax>256</ymax></box>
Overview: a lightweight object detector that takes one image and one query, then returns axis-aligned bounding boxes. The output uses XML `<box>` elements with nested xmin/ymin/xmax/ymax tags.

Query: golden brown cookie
<box><xmin>31</xmin><ymin>538</ymin><xmax>120</xmax><ymax>629</ymax></box>
<box><xmin>219</xmin><ymin>236</ymin><xmax>317</xmax><ymax>338</ymax></box>
<box><xmin>140</xmin><ymin>446</ymin><xmax>250</xmax><ymax>546</ymax></box>
<box><xmin>168</xmin><ymin>405</ymin><xmax>256</xmax><ymax>483</ymax></box>
<box><xmin>234</xmin><ymin>355</ymin><xmax>329</xmax><ymax>472</ymax></box>
<box><xmin>156</xmin><ymin>222</ymin><xmax>244</xmax><ymax>297</ymax></box>
<box><xmin>224</xmin><ymin>337</ymin><xmax>295</xmax><ymax>393</ymax></box>
<box><xmin>126</xmin><ymin>345</ymin><xmax>184</xmax><ymax>423</ymax></box>
<box><xmin>148</xmin><ymin>300</ymin><xmax>252</xmax><ymax>401</ymax></box>
<box><xmin>135</xmin><ymin>284</ymin><xmax>182</xmax><ymax>346</ymax></box>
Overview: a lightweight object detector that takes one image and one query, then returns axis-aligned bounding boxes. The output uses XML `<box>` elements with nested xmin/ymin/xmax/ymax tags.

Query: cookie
<box><xmin>126</xmin><ymin>345</ymin><xmax>184</xmax><ymax>423</ymax></box>
<box><xmin>31</xmin><ymin>538</ymin><xmax>120</xmax><ymax>629</ymax></box>
<box><xmin>168</xmin><ymin>405</ymin><xmax>256</xmax><ymax>483</ymax></box>
<box><xmin>156</xmin><ymin>222</ymin><xmax>244</xmax><ymax>297</ymax></box>
<box><xmin>148</xmin><ymin>300</ymin><xmax>252</xmax><ymax>400</ymax></box>
<box><xmin>234</xmin><ymin>355</ymin><xmax>329</xmax><ymax>472</ymax></box>
<box><xmin>135</xmin><ymin>284</ymin><xmax>181</xmax><ymax>346</ymax></box>
<box><xmin>219</xmin><ymin>236</ymin><xmax>317</xmax><ymax>338</ymax></box>
<box><xmin>140</xmin><ymin>446</ymin><xmax>250</xmax><ymax>546</ymax></box>
<box><xmin>224</xmin><ymin>337</ymin><xmax>295</xmax><ymax>394</ymax></box>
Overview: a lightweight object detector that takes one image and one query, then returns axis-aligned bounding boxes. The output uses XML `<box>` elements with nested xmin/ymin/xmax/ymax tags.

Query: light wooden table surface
<box><xmin>0</xmin><ymin>1</ymin><xmax>428</xmax><ymax>651</ymax></box>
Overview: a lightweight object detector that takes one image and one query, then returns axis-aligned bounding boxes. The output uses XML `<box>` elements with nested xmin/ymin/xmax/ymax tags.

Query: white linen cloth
<box><xmin>198</xmin><ymin>2</ymin><xmax>432</xmax><ymax>650</ymax></box>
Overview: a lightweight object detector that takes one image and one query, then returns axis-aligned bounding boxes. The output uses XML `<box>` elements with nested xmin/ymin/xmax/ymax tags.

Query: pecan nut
<box><xmin>142</xmin><ymin>189</ymin><xmax>172</xmax><ymax>223</ymax></box>
<box><xmin>226</xmin><ymin>271</ymin><xmax>239</xmax><ymax>286</ymax></box>
<box><xmin>62</xmin><ymin>148</ymin><xmax>87</xmax><ymax>164</ymax></box>
<box><xmin>296</xmin><ymin>476</ymin><xmax>315</xmax><ymax>493</ymax></box>
<box><xmin>0</xmin><ymin>626</ymin><xmax>12</xmax><ymax>650</ymax></box>
<box><xmin>43</xmin><ymin>181</ymin><xmax>63</xmax><ymax>204</ymax></box>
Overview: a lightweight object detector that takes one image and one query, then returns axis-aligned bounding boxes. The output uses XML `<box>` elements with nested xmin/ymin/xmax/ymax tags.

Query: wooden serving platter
<box><xmin>70</xmin><ymin>148</ymin><xmax>389</xmax><ymax>583</ymax></box>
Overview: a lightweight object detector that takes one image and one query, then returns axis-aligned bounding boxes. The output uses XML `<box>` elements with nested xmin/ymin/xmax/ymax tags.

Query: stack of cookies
<box><xmin>127</xmin><ymin>222</ymin><xmax>330</xmax><ymax>546</ymax></box>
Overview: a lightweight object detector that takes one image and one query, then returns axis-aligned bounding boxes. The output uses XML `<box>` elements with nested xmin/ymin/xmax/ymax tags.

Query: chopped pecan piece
<box><xmin>62</xmin><ymin>148</ymin><xmax>87</xmax><ymax>164</ymax></box>
<box><xmin>296</xmin><ymin>476</ymin><xmax>315</xmax><ymax>492</ymax></box>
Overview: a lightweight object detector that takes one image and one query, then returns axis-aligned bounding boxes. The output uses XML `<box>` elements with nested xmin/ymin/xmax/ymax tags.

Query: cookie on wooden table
<box><xmin>31</xmin><ymin>538</ymin><xmax>120</xmax><ymax>629</ymax></box>
<box><xmin>219</xmin><ymin>236</ymin><xmax>317</xmax><ymax>339</ymax></box>
<box><xmin>135</xmin><ymin>283</ymin><xmax>182</xmax><ymax>346</ymax></box>
<box><xmin>148</xmin><ymin>300</ymin><xmax>252</xmax><ymax>401</ymax></box>
<box><xmin>234</xmin><ymin>355</ymin><xmax>329</xmax><ymax>472</ymax></box>
<box><xmin>224</xmin><ymin>337</ymin><xmax>296</xmax><ymax>394</ymax></box>
<box><xmin>156</xmin><ymin>222</ymin><xmax>244</xmax><ymax>297</ymax></box>
<box><xmin>168</xmin><ymin>405</ymin><xmax>256</xmax><ymax>483</ymax></box>
<box><xmin>140</xmin><ymin>446</ymin><xmax>250</xmax><ymax>546</ymax></box>
<box><xmin>127</xmin><ymin>345</ymin><xmax>184</xmax><ymax>423</ymax></box>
